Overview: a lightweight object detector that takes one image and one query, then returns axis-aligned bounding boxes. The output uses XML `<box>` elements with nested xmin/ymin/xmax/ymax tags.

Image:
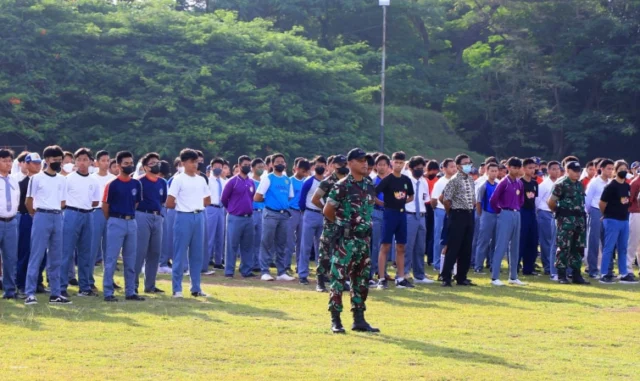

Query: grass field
<box><xmin>1</xmin><ymin>265</ymin><xmax>639</xmax><ymax>380</ymax></box>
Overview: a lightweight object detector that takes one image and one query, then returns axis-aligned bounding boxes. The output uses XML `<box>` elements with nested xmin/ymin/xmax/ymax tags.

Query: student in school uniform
<box><xmin>254</xmin><ymin>153</ymin><xmax>295</xmax><ymax>281</ymax></box>
<box><xmin>285</xmin><ymin>159</ymin><xmax>310</xmax><ymax>273</ymax></box>
<box><xmin>0</xmin><ymin>149</ymin><xmax>21</xmax><ymax>299</ymax></box>
<box><xmin>298</xmin><ymin>156</ymin><xmax>327</xmax><ymax>285</ymax></box>
<box><xmin>135</xmin><ymin>152</ymin><xmax>168</xmax><ymax>294</ymax></box>
<box><xmin>158</xmin><ymin>157</ymin><xmax>182</xmax><ymax>274</ymax></box>
<box><xmin>221</xmin><ymin>156</ymin><xmax>256</xmax><ymax>278</ymax></box>
<box><xmin>101</xmin><ymin>151</ymin><xmax>144</xmax><ymax>302</ymax></box>
<box><xmin>61</xmin><ymin>148</ymin><xmax>100</xmax><ymax>297</ymax></box>
<box><xmin>24</xmin><ymin>145</ymin><xmax>70</xmax><ymax>305</ymax></box>
<box><xmin>206</xmin><ymin>157</ymin><xmax>226</xmax><ymax>272</ymax></box>
<box><xmin>250</xmin><ymin>158</ymin><xmax>266</xmax><ymax>272</ymax></box>
<box><xmin>167</xmin><ymin>149</ymin><xmax>211</xmax><ymax>298</ymax></box>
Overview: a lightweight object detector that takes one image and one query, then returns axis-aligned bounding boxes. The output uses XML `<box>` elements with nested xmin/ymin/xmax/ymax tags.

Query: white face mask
<box><xmin>63</xmin><ymin>163</ymin><xmax>75</xmax><ymax>173</ymax></box>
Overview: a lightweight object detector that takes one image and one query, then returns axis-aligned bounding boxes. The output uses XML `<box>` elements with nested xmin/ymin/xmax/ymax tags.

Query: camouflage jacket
<box><xmin>326</xmin><ymin>174</ymin><xmax>376</xmax><ymax>235</ymax></box>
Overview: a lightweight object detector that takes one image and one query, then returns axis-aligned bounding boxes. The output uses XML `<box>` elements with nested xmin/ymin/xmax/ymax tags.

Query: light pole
<box><xmin>379</xmin><ymin>0</ymin><xmax>389</xmax><ymax>153</ymax></box>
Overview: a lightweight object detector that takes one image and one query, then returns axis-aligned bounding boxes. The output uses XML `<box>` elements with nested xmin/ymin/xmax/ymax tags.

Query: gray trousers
<box><xmin>26</xmin><ymin>212</ymin><xmax>63</xmax><ymax>297</ymax></box>
<box><xmin>225</xmin><ymin>214</ymin><xmax>254</xmax><ymax>277</ymax></box>
<box><xmin>285</xmin><ymin>209</ymin><xmax>302</xmax><ymax>269</ymax></box>
<box><xmin>259</xmin><ymin>209</ymin><xmax>289</xmax><ymax>276</ymax></box>
<box><xmin>404</xmin><ymin>214</ymin><xmax>426</xmax><ymax>280</ymax></box>
<box><xmin>298</xmin><ymin>210</ymin><xmax>323</xmax><ymax>278</ymax></box>
<box><xmin>475</xmin><ymin>212</ymin><xmax>497</xmax><ymax>271</ymax></box>
<box><xmin>491</xmin><ymin>210</ymin><xmax>521</xmax><ymax>280</ymax></box>
<box><xmin>205</xmin><ymin>206</ymin><xmax>225</xmax><ymax>267</ymax></box>
<box><xmin>251</xmin><ymin>210</ymin><xmax>263</xmax><ymax>270</ymax></box>
<box><xmin>135</xmin><ymin>211</ymin><xmax>163</xmax><ymax>291</ymax></box>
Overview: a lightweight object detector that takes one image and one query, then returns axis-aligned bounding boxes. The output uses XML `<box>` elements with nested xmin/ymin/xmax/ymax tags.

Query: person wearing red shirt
<box><xmin>627</xmin><ymin>174</ymin><xmax>640</xmax><ymax>276</ymax></box>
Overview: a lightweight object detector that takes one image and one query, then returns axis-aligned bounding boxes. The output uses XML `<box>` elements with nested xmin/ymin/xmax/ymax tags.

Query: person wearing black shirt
<box><xmin>520</xmin><ymin>158</ymin><xmax>540</xmax><ymax>276</ymax></box>
<box><xmin>374</xmin><ymin>151</ymin><xmax>414</xmax><ymax>289</ymax></box>
<box><xmin>599</xmin><ymin>160</ymin><xmax>637</xmax><ymax>284</ymax></box>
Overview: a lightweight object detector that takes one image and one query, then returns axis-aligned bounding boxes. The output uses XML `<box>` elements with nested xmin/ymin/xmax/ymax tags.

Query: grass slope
<box><xmin>0</xmin><ymin>266</ymin><xmax>638</xmax><ymax>380</ymax></box>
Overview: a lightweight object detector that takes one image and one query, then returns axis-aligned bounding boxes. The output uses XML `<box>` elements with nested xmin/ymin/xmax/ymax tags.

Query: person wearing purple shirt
<box><xmin>221</xmin><ymin>156</ymin><xmax>256</xmax><ymax>278</ymax></box>
<box><xmin>488</xmin><ymin>157</ymin><xmax>526</xmax><ymax>286</ymax></box>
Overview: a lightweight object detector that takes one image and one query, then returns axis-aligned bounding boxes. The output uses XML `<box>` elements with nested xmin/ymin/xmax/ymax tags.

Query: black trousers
<box><xmin>442</xmin><ymin>209</ymin><xmax>475</xmax><ymax>283</ymax></box>
<box><xmin>425</xmin><ymin>204</ymin><xmax>435</xmax><ymax>264</ymax></box>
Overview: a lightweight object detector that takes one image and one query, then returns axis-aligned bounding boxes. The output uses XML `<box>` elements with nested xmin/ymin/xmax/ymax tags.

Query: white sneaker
<box><xmin>276</xmin><ymin>273</ymin><xmax>295</xmax><ymax>281</ymax></box>
<box><xmin>202</xmin><ymin>270</ymin><xmax>215</xmax><ymax>276</ymax></box>
<box><xmin>157</xmin><ymin>266</ymin><xmax>171</xmax><ymax>275</ymax></box>
<box><xmin>183</xmin><ymin>270</ymin><xmax>190</xmax><ymax>277</ymax></box>
<box><xmin>491</xmin><ymin>279</ymin><xmax>505</xmax><ymax>286</ymax></box>
<box><xmin>509</xmin><ymin>278</ymin><xmax>527</xmax><ymax>286</ymax></box>
<box><xmin>414</xmin><ymin>277</ymin><xmax>435</xmax><ymax>284</ymax></box>
<box><xmin>550</xmin><ymin>275</ymin><xmax>559</xmax><ymax>282</ymax></box>
<box><xmin>173</xmin><ymin>292</ymin><xmax>183</xmax><ymax>298</ymax></box>
<box><xmin>261</xmin><ymin>274</ymin><xmax>275</xmax><ymax>281</ymax></box>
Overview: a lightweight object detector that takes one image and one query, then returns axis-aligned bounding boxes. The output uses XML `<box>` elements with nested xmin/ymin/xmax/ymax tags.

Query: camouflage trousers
<box><xmin>328</xmin><ymin>236</ymin><xmax>371</xmax><ymax>313</ymax></box>
<box><xmin>555</xmin><ymin>216</ymin><xmax>586</xmax><ymax>270</ymax></box>
<box><xmin>317</xmin><ymin>221</ymin><xmax>339</xmax><ymax>277</ymax></box>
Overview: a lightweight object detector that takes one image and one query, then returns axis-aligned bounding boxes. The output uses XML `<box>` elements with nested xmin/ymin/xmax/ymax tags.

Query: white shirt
<box><xmin>536</xmin><ymin>177</ymin><xmax>557</xmax><ymax>212</ymax></box>
<box><xmin>0</xmin><ymin>174</ymin><xmax>20</xmax><ymax>218</ymax></box>
<box><xmin>91</xmin><ymin>172</ymin><xmax>116</xmax><ymax>208</ymax></box>
<box><xmin>11</xmin><ymin>171</ymin><xmax>26</xmax><ymax>183</ymax></box>
<box><xmin>474</xmin><ymin>175</ymin><xmax>487</xmax><ymax>201</ymax></box>
<box><xmin>305</xmin><ymin>177</ymin><xmax>322</xmax><ymax>211</ymax></box>
<box><xmin>405</xmin><ymin>176</ymin><xmax>429</xmax><ymax>213</ymax></box>
<box><xmin>27</xmin><ymin>172</ymin><xmax>66</xmax><ymax>211</ymax></box>
<box><xmin>208</xmin><ymin>176</ymin><xmax>227</xmax><ymax>206</ymax></box>
<box><xmin>256</xmin><ymin>174</ymin><xmax>294</xmax><ymax>197</ymax></box>
<box><xmin>585</xmin><ymin>176</ymin><xmax>610</xmax><ymax>210</ymax></box>
<box><xmin>431</xmin><ymin>176</ymin><xmax>450</xmax><ymax>209</ymax></box>
<box><xmin>168</xmin><ymin>173</ymin><xmax>211</xmax><ymax>212</ymax></box>
<box><xmin>65</xmin><ymin>172</ymin><xmax>100</xmax><ymax>210</ymax></box>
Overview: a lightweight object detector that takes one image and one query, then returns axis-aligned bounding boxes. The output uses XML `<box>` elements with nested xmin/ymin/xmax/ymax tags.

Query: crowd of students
<box><xmin>0</xmin><ymin>145</ymin><xmax>638</xmax><ymax>305</ymax></box>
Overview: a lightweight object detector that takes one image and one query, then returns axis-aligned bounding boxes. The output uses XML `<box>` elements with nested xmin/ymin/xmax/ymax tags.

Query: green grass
<box><xmin>1</xmin><ymin>265</ymin><xmax>639</xmax><ymax>380</ymax></box>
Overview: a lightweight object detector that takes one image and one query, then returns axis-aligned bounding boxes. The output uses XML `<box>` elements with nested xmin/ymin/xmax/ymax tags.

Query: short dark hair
<box><xmin>442</xmin><ymin>158</ymin><xmax>455</xmax><ymax>168</ymax></box>
<box><xmin>371</xmin><ymin>152</ymin><xmax>381</xmax><ymax>161</ymax></box>
<box><xmin>159</xmin><ymin>160</ymin><xmax>171</xmax><ymax>177</ymax></box>
<box><xmin>548</xmin><ymin>161</ymin><xmax>561</xmax><ymax>170</ymax></box>
<box><xmin>271</xmin><ymin>153</ymin><xmax>285</xmax><ymax>162</ymax></box>
<box><xmin>238</xmin><ymin>155</ymin><xmax>251</xmax><ymax>165</ymax></box>
<box><xmin>74</xmin><ymin>148</ymin><xmax>93</xmax><ymax>161</ymax></box>
<box><xmin>293</xmin><ymin>157</ymin><xmax>305</xmax><ymax>167</ymax></box>
<box><xmin>586</xmin><ymin>161</ymin><xmax>595</xmax><ymax>168</ymax></box>
<box><xmin>408</xmin><ymin>156</ymin><xmax>426</xmax><ymax>169</ymax></box>
<box><xmin>173</xmin><ymin>157</ymin><xmax>181</xmax><ymax>169</ymax></box>
<box><xmin>311</xmin><ymin>155</ymin><xmax>327</xmax><ymax>165</ymax></box>
<box><xmin>426</xmin><ymin>160</ymin><xmax>440</xmax><ymax>171</ymax></box>
<box><xmin>195</xmin><ymin>150</ymin><xmax>204</xmax><ymax>159</ymax></box>
<box><xmin>141</xmin><ymin>152</ymin><xmax>160</xmax><ymax>167</ymax></box>
<box><xmin>614</xmin><ymin>160</ymin><xmax>629</xmax><ymax>172</ymax></box>
<box><xmin>522</xmin><ymin>158</ymin><xmax>536</xmax><ymax>167</ymax></box>
<box><xmin>16</xmin><ymin>151</ymin><xmax>28</xmax><ymax>162</ymax></box>
<box><xmin>487</xmin><ymin>163</ymin><xmax>499</xmax><ymax>170</ymax></box>
<box><xmin>365</xmin><ymin>154</ymin><xmax>375</xmax><ymax>167</ymax></box>
<box><xmin>43</xmin><ymin>145</ymin><xmax>64</xmax><ymax>159</ymax></box>
<box><xmin>391</xmin><ymin>151</ymin><xmax>406</xmax><ymax>161</ymax></box>
<box><xmin>479</xmin><ymin>163</ymin><xmax>486</xmax><ymax>169</ymax></box>
<box><xmin>599</xmin><ymin>159</ymin><xmax>614</xmax><ymax>168</ymax></box>
<box><xmin>507</xmin><ymin>157</ymin><xmax>522</xmax><ymax>168</ymax></box>
<box><xmin>540</xmin><ymin>160</ymin><xmax>548</xmax><ymax>166</ymax></box>
<box><xmin>179</xmin><ymin>148</ymin><xmax>198</xmax><ymax>163</ymax></box>
<box><xmin>562</xmin><ymin>156</ymin><xmax>579</xmax><ymax>166</ymax></box>
<box><xmin>484</xmin><ymin>156</ymin><xmax>498</xmax><ymax>165</ymax></box>
<box><xmin>115</xmin><ymin>151</ymin><xmax>133</xmax><ymax>165</ymax></box>
<box><xmin>109</xmin><ymin>159</ymin><xmax>117</xmax><ymax>168</ymax></box>
<box><xmin>251</xmin><ymin>158</ymin><xmax>264</xmax><ymax>168</ymax></box>
<box><xmin>327</xmin><ymin>155</ymin><xmax>335</xmax><ymax>165</ymax></box>
<box><xmin>0</xmin><ymin>148</ymin><xmax>15</xmax><ymax>160</ymax></box>
<box><xmin>375</xmin><ymin>154</ymin><xmax>390</xmax><ymax>166</ymax></box>
<box><xmin>63</xmin><ymin>151</ymin><xmax>73</xmax><ymax>159</ymax></box>
<box><xmin>210</xmin><ymin>157</ymin><xmax>225</xmax><ymax>166</ymax></box>
<box><xmin>297</xmin><ymin>159</ymin><xmax>311</xmax><ymax>171</ymax></box>
<box><xmin>265</xmin><ymin>155</ymin><xmax>273</xmax><ymax>166</ymax></box>
<box><xmin>96</xmin><ymin>150</ymin><xmax>109</xmax><ymax>161</ymax></box>
<box><xmin>455</xmin><ymin>154</ymin><xmax>470</xmax><ymax>165</ymax></box>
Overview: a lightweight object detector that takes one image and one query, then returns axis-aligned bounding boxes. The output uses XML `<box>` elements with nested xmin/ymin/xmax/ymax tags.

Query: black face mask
<box><xmin>122</xmin><ymin>165</ymin><xmax>135</xmax><ymax>175</ymax></box>
<box><xmin>197</xmin><ymin>163</ymin><xmax>206</xmax><ymax>174</ymax></box>
<box><xmin>241</xmin><ymin>165</ymin><xmax>251</xmax><ymax>175</ymax></box>
<box><xmin>336</xmin><ymin>166</ymin><xmax>350</xmax><ymax>175</ymax></box>
<box><xmin>618</xmin><ymin>171</ymin><xmax>628</xmax><ymax>179</ymax></box>
<box><xmin>315</xmin><ymin>166</ymin><xmax>326</xmax><ymax>175</ymax></box>
<box><xmin>427</xmin><ymin>173</ymin><xmax>437</xmax><ymax>180</ymax></box>
<box><xmin>412</xmin><ymin>169</ymin><xmax>424</xmax><ymax>178</ymax></box>
<box><xmin>149</xmin><ymin>163</ymin><xmax>161</xmax><ymax>175</ymax></box>
<box><xmin>212</xmin><ymin>168</ymin><xmax>222</xmax><ymax>177</ymax></box>
<box><xmin>49</xmin><ymin>162</ymin><xmax>62</xmax><ymax>173</ymax></box>
<box><xmin>541</xmin><ymin>168</ymin><xmax>548</xmax><ymax>175</ymax></box>
<box><xmin>274</xmin><ymin>164</ymin><xmax>286</xmax><ymax>173</ymax></box>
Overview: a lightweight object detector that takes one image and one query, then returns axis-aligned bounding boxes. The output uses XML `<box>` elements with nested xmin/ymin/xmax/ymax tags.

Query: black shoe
<box><xmin>69</xmin><ymin>278</ymin><xmax>79</xmax><ymax>286</ymax></box>
<box><xmin>209</xmin><ymin>260</ymin><xmax>215</xmax><ymax>266</ymax></box>
<box><xmin>167</xmin><ymin>260</ymin><xmax>173</xmax><ymax>268</ymax></box>
<box><xmin>242</xmin><ymin>273</ymin><xmax>256</xmax><ymax>279</ymax></box>
<box><xmin>441</xmin><ymin>281</ymin><xmax>452</xmax><ymax>287</ymax></box>
<box><xmin>60</xmin><ymin>290</ymin><xmax>70</xmax><ymax>298</ymax></box>
<box><xmin>351</xmin><ymin>309</ymin><xmax>380</xmax><ymax>333</ymax></box>
<box><xmin>251</xmin><ymin>267</ymin><xmax>261</xmax><ymax>273</ymax></box>
<box><xmin>557</xmin><ymin>270</ymin><xmax>570</xmax><ymax>284</ymax></box>
<box><xmin>0</xmin><ymin>279</ymin><xmax>3</xmax><ymax>290</ymax></box>
<box><xmin>90</xmin><ymin>285</ymin><xmax>99</xmax><ymax>292</ymax></box>
<box><xmin>213</xmin><ymin>264</ymin><xmax>225</xmax><ymax>270</ymax></box>
<box><xmin>544</xmin><ymin>271</ymin><xmax>551</xmax><ymax>276</ymax></box>
<box><xmin>113</xmin><ymin>282</ymin><xmax>121</xmax><ymax>290</ymax></box>
<box><xmin>104</xmin><ymin>295</ymin><xmax>118</xmax><ymax>302</ymax></box>
<box><xmin>437</xmin><ymin>274</ymin><xmax>443</xmax><ymax>282</ymax></box>
<box><xmin>316</xmin><ymin>275</ymin><xmax>328</xmax><ymax>292</ymax></box>
<box><xmin>395</xmin><ymin>279</ymin><xmax>415</xmax><ymax>289</ymax></box>
<box><xmin>25</xmin><ymin>296</ymin><xmax>38</xmax><ymax>305</ymax></box>
<box><xmin>299</xmin><ymin>277</ymin><xmax>309</xmax><ymax>285</ymax></box>
<box><xmin>125</xmin><ymin>295</ymin><xmax>145</xmax><ymax>301</ymax></box>
<box><xmin>599</xmin><ymin>276</ymin><xmax>615</xmax><ymax>284</ymax></box>
<box><xmin>2</xmin><ymin>294</ymin><xmax>17</xmax><ymax>300</ymax></box>
<box><xmin>224</xmin><ymin>274</ymin><xmax>234</xmax><ymax>278</ymax></box>
<box><xmin>376</xmin><ymin>279</ymin><xmax>388</xmax><ymax>290</ymax></box>
<box><xmin>144</xmin><ymin>287</ymin><xmax>164</xmax><ymax>293</ymax></box>
<box><xmin>619</xmin><ymin>274</ymin><xmax>639</xmax><ymax>284</ymax></box>
<box><xmin>331</xmin><ymin>310</ymin><xmax>345</xmax><ymax>334</ymax></box>
<box><xmin>49</xmin><ymin>295</ymin><xmax>72</xmax><ymax>305</ymax></box>
<box><xmin>191</xmin><ymin>291</ymin><xmax>209</xmax><ymax>298</ymax></box>
<box><xmin>36</xmin><ymin>284</ymin><xmax>47</xmax><ymax>294</ymax></box>
<box><xmin>572</xmin><ymin>273</ymin><xmax>590</xmax><ymax>285</ymax></box>
<box><xmin>456</xmin><ymin>279</ymin><xmax>476</xmax><ymax>286</ymax></box>
<box><xmin>78</xmin><ymin>290</ymin><xmax>99</xmax><ymax>297</ymax></box>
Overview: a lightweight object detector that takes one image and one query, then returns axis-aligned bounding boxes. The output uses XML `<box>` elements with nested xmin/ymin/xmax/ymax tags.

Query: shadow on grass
<box><xmin>360</xmin><ymin>334</ymin><xmax>528</xmax><ymax>370</ymax></box>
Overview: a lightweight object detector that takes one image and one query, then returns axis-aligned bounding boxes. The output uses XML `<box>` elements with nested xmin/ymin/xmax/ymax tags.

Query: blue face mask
<box><xmin>462</xmin><ymin>164</ymin><xmax>472</xmax><ymax>174</ymax></box>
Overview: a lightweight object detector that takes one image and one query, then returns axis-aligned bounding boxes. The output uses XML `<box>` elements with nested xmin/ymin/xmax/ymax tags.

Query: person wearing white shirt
<box><xmin>24</xmin><ymin>145</ymin><xmax>69</xmax><ymax>305</ymax></box>
<box><xmin>205</xmin><ymin>157</ymin><xmax>227</xmax><ymax>272</ymax></box>
<box><xmin>536</xmin><ymin>161</ymin><xmax>561</xmax><ymax>280</ymax></box>
<box><xmin>10</xmin><ymin>151</ymin><xmax>28</xmax><ymax>183</ymax></box>
<box><xmin>90</xmin><ymin>150</ymin><xmax>116</xmax><ymax>286</ymax></box>
<box><xmin>0</xmin><ymin>149</ymin><xmax>21</xmax><ymax>299</ymax></box>
<box><xmin>430</xmin><ymin>159</ymin><xmax>457</xmax><ymax>273</ymax></box>
<box><xmin>61</xmin><ymin>148</ymin><xmax>100</xmax><ymax>297</ymax></box>
<box><xmin>404</xmin><ymin>157</ymin><xmax>434</xmax><ymax>284</ymax></box>
<box><xmin>584</xmin><ymin>159</ymin><xmax>614</xmax><ymax>278</ymax></box>
<box><xmin>167</xmin><ymin>149</ymin><xmax>212</xmax><ymax>298</ymax></box>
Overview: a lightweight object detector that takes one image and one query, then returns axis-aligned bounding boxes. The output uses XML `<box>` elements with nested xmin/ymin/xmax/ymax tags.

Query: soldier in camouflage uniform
<box><xmin>311</xmin><ymin>155</ymin><xmax>349</xmax><ymax>292</ymax></box>
<box><xmin>323</xmin><ymin>148</ymin><xmax>380</xmax><ymax>334</ymax></box>
<box><xmin>548</xmin><ymin>161</ymin><xmax>590</xmax><ymax>285</ymax></box>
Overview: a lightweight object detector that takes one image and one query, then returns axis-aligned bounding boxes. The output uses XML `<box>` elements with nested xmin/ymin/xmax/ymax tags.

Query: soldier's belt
<box><xmin>555</xmin><ymin>209</ymin><xmax>585</xmax><ymax>218</ymax></box>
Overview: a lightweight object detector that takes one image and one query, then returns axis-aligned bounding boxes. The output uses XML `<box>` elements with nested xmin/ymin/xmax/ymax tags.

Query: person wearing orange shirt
<box><xmin>581</xmin><ymin>161</ymin><xmax>597</xmax><ymax>189</ymax></box>
<box><xmin>424</xmin><ymin>160</ymin><xmax>440</xmax><ymax>267</ymax></box>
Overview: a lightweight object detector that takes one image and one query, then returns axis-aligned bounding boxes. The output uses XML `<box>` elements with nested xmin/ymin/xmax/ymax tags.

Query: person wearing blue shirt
<box><xmin>254</xmin><ymin>153</ymin><xmax>294</xmax><ymax>281</ymax></box>
<box><xmin>285</xmin><ymin>159</ymin><xmax>309</xmax><ymax>275</ymax></box>
<box><xmin>102</xmin><ymin>151</ymin><xmax>144</xmax><ymax>302</ymax></box>
<box><xmin>298</xmin><ymin>156</ymin><xmax>327</xmax><ymax>285</ymax></box>
<box><xmin>135</xmin><ymin>152</ymin><xmax>168</xmax><ymax>294</ymax></box>
<box><xmin>250</xmin><ymin>158</ymin><xmax>266</xmax><ymax>272</ymax></box>
<box><xmin>474</xmin><ymin>163</ymin><xmax>499</xmax><ymax>273</ymax></box>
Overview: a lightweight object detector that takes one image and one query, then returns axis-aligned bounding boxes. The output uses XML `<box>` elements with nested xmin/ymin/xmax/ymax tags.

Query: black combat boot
<box><xmin>316</xmin><ymin>275</ymin><xmax>328</xmax><ymax>293</ymax></box>
<box><xmin>571</xmin><ymin>270</ymin><xmax>590</xmax><ymax>285</ymax></box>
<box><xmin>558</xmin><ymin>269</ymin><xmax>570</xmax><ymax>284</ymax></box>
<box><xmin>352</xmin><ymin>309</ymin><xmax>380</xmax><ymax>333</ymax></box>
<box><xmin>331</xmin><ymin>310</ymin><xmax>345</xmax><ymax>334</ymax></box>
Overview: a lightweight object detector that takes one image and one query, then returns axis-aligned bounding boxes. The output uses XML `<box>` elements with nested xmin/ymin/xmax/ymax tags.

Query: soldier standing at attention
<box><xmin>547</xmin><ymin>161</ymin><xmax>590</xmax><ymax>285</ymax></box>
<box><xmin>324</xmin><ymin>148</ymin><xmax>379</xmax><ymax>334</ymax></box>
